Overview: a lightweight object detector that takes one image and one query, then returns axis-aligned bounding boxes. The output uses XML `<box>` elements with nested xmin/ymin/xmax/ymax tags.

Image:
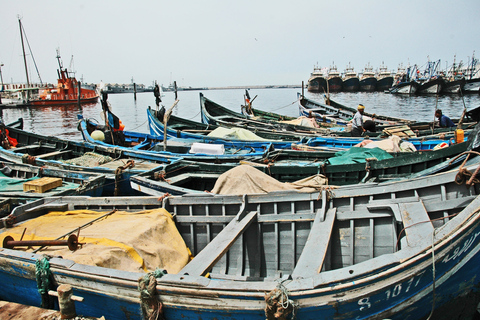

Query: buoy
<box><xmin>91</xmin><ymin>130</ymin><xmax>105</xmax><ymax>141</ymax></box>
<box><xmin>433</xmin><ymin>142</ymin><xmax>448</xmax><ymax>150</ymax></box>
<box><xmin>455</xmin><ymin>129</ymin><xmax>464</xmax><ymax>144</ymax></box>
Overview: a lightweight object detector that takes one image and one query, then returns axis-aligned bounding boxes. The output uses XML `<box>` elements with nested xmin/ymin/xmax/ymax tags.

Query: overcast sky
<box><xmin>1</xmin><ymin>0</ymin><xmax>479</xmax><ymax>88</ymax></box>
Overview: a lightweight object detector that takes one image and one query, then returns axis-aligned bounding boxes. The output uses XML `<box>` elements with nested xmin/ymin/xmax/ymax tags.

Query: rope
<box><xmin>129</xmin><ymin>119</ymin><xmax>148</xmax><ymax>131</ymax></box>
<box><xmin>35</xmin><ymin>255</ymin><xmax>54</xmax><ymax>309</ymax></box>
<box><xmin>426</xmin><ymin>230</ymin><xmax>436</xmax><ymax>320</ymax></box>
<box><xmin>265</xmin><ymin>281</ymin><xmax>298</xmax><ymax>320</ymax></box>
<box><xmin>138</xmin><ymin>268</ymin><xmax>167</xmax><ymax>320</ymax></box>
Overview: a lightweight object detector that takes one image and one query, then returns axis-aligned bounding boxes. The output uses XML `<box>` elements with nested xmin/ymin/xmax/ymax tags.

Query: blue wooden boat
<box><xmin>0</xmin><ymin>161</ymin><xmax>105</xmax><ymax>198</ymax></box>
<box><xmin>199</xmin><ymin>93</ymin><xmax>334</xmax><ymax>136</ymax></box>
<box><xmin>78</xmin><ymin>116</ymin><xmax>272</xmax><ymax>162</ymax></box>
<box><xmin>0</xmin><ymin>125</ymin><xmax>179</xmax><ymax>195</ymax></box>
<box><xmin>2</xmin><ymin>157</ymin><xmax>480</xmax><ymax>319</ymax></box>
<box><xmin>147</xmin><ymin>106</ymin><xmax>306</xmax><ymax>149</ymax></box>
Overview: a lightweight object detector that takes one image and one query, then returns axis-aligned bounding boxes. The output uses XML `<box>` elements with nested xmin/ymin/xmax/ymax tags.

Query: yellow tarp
<box><xmin>0</xmin><ymin>208</ymin><xmax>191</xmax><ymax>274</ymax></box>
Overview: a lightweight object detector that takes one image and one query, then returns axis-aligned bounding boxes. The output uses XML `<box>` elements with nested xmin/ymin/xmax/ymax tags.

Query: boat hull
<box><xmin>359</xmin><ymin>77</ymin><xmax>377</xmax><ymax>91</ymax></box>
<box><xmin>29</xmin><ymin>95</ymin><xmax>99</xmax><ymax>106</ymax></box>
<box><xmin>307</xmin><ymin>76</ymin><xmax>327</xmax><ymax>93</ymax></box>
<box><xmin>376</xmin><ymin>76</ymin><xmax>394</xmax><ymax>91</ymax></box>
<box><xmin>389</xmin><ymin>81</ymin><xmax>419</xmax><ymax>94</ymax></box>
<box><xmin>442</xmin><ymin>78</ymin><xmax>466</xmax><ymax>94</ymax></box>
<box><xmin>463</xmin><ymin>78</ymin><xmax>480</xmax><ymax>93</ymax></box>
<box><xmin>342</xmin><ymin>77</ymin><xmax>359</xmax><ymax>92</ymax></box>
<box><xmin>417</xmin><ymin>78</ymin><xmax>444</xmax><ymax>94</ymax></box>
<box><xmin>327</xmin><ymin>77</ymin><xmax>343</xmax><ymax>92</ymax></box>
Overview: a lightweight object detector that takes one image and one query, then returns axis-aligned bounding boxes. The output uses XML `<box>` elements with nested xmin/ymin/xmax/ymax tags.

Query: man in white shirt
<box><xmin>351</xmin><ymin>104</ymin><xmax>365</xmax><ymax>137</ymax></box>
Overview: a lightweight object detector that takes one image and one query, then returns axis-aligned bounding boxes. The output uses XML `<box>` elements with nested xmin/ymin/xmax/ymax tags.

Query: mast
<box><xmin>18</xmin><ymin>17</ymin><xmax>30</xmax><ymax>88</ymax></box>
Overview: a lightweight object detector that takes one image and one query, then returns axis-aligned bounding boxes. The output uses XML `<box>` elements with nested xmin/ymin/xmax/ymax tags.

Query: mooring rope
<box><xmin>138</xmin><ymin>268</ymin><xmax>168</xmax><ymax>320</ymax></box>
<box><xmin>35</xmin><ymin>255</ymin><xmax>54</xmax><ymax>309</ymax></box>
<box><xmin>265</xmin><ymin>280</ymin><xmax>298</xmax><ymax>320</ymax></box>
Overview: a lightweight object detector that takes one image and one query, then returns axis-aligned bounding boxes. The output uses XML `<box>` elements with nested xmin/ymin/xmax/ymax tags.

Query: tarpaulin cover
<box><xmin>0</xmin><ymin>208</ymin><xmax>191</xmax><ymax>273</ymax></box>
<box><xmin>280</xmin><ymin>116</ymin><xmax>320</xmax><ymax>128</ymax></box>
<box><xmin>326</xmin><ymin>147</ymin><xmax>393</xmax><ymax>165</ymax></box>
<box><xmin>210</xmin><ymin>164</ymin><xmax>329</xmax><ymax>195</ymax></box>
<box><xmin>207</xmin><ymin>127</ymin><xmax>271</xmax><ymax>141</ymax></box>
<box><xmin>0</xmin><ymin>172</ymin><xmax>77</xmax><ymax>192</ymax></box>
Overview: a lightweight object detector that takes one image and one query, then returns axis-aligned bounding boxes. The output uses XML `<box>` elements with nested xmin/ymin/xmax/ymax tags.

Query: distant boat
<box><xmin>306</xmin><ymin>65</ymin><xmax>328</xmax><ymax>93</ymax></box>
<box><xmin>359</xmin><ymin>63</ymin><xmax>377</xmax><ymax>91</ymax></box>
<box><xmin>342</xmin><ymin>63</ymin><xmax>359</xmax><ymax>92</ymax></box>
<box><xmin>14</xmin><ymin>18</ymin><xmax>98</xmax><ymax>106</ymax></box>
<box><xmin>326</xmin><ymin>65</ymin><xmax>343</xmax><ymax>92</ymax></box>
<box><xmin>416</xmin><ymin>59</ymin><xmax>444</xmax><ymax>94</ymax></box>
<box><xmin>28</xmin><ymin>51</ymin><xmax>99</xmax><ymax>106</ymax></box>
<box><xmin>442</xmin><ymin>56</ymin><xmax>466</xmax><ymax>94</ymax></box>
<box><xmin>462</xmin><ymin>53</ymin><xmax>480</xmax><ymax>93</ymax></box>
<box><xmin>389</xmin><ymin>64</ymin><xmax>419</xmax><ymax>94</ymax></box>
<box><xmin>376</xmin><ymin>62</ymin><xmax>394</xmax><ymax>91</ymax></box>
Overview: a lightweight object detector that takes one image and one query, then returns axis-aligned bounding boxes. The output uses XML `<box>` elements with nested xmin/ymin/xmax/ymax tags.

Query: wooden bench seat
<box><xmin>291</xmin><ymin>208</ymin><xmax>336</xmax><ymax>279</ymax></box>
<box><xmin>180</xmin><ymin>211</ymin><xmax>258</xmax><ymax>276</ymax></box>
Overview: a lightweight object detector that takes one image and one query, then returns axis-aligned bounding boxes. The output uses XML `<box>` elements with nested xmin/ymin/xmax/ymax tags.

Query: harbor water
<box><xmin>1</xmin><ymin>87</ymin><xmax>480</xmax><ymax>140</ymax></box>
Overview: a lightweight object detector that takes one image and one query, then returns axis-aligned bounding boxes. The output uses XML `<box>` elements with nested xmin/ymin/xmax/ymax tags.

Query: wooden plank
<box><xmin>24</xmin><ymin>203</ymin><xmax>69</xmax><ymax>214</ymax></box>
<box><xmin>291</xmin><ymin>208</ymin><xmax>336</xmax><ymax>279</ymax></box>
<box><xmin>180</xmin><ymin>210</ymin><xmax>258</xmax><ymax>276</ymax></box>
<box><xmin>399</xmin><ymin>201</ymin><xmax>434</xmax><ymax>247</ymax></box>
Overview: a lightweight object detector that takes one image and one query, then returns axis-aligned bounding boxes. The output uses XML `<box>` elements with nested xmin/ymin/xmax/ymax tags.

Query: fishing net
<box><xmin>62</xmin><ymin>152</ymin><xmax>114</xmax><ymax>167</ymax></box>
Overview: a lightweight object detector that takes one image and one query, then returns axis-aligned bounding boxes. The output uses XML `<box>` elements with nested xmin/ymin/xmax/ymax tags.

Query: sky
<box><xmin>1</xmin><ymin>0</ymin><xmax>479</xmax><ymax>88</ymax></box>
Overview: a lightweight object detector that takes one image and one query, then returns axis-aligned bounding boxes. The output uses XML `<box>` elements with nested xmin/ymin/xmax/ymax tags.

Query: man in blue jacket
<box><xmin>435</xmin><ymin>109</ymin><xmax>455</xmax><ymax>128</ymax></box>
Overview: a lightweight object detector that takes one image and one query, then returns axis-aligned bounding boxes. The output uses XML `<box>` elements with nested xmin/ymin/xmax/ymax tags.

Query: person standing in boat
<box><xmin>351</xmin><ymin>104</ymin><xmax>366</xmax><ymax>137</ymax></box>
<box><xmin>435</xmin><ymin>109</ymin><xmax>455</xmax><ymax>128</ymax></box>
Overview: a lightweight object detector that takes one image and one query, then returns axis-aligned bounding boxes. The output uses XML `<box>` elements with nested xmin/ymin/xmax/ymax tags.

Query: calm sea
<box><xmin>1</xmin><ymin>88</ymin><xmax>479</xmax><ymax>140</ymax></box>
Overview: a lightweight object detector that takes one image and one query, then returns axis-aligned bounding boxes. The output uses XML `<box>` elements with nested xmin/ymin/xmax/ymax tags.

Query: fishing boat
<box><xmin>326</xmin><ymin>65</ymin><xmax>343</xmax><ymax>92</ymax></box>
<box><xmin>200</xmin><ymin>93</ymin><xmax>333</xmax><ymax>136</ymax></box>
<box><xmin>0</xmin><ymin>125</ymin><xmax>178</xmax><ymax>195</ymax></box>
<box><xmin>441</xmin><ymin>56</ymin><xmax>466</xmax><ymax>94</ymax></box>
<box><xmin>462</xmin><ymin>53</ymin><xmax>480</xmax><ymax>93</ymax></box>
<box><xmin>14</xmin><ymin>19</ymin><xmax>98</xmax><ymax>106</ymax></box>
<box><xmin>342</xmin><ymin>63</ymin><xmax>360</xmax><ymax>92</ymax></box>
<box><xmin>3</xmin><ymin>154</ymin><xmax>480</xmax><ymax>319</ymax></box>
<box><xmin>77</xmin><ymin>116</ymin><xmax>272</xmax><ymax>162</ymax></box>
<box><xmin>299</xmin><ymin>93</ymin><xmax>413</xmax><ymax>130</ymax></box>
<box><xmin>130</xmin><ymin>127</ymin><xmax>476</xmax><ymax>196</ymax></box>
<box><xmin>389</xmin><ymin>64</ymin><xmax>420</xmax><ymax>94</ymax></box>
<box><xmin>147</xmin><ymin>106</ymin><xmax>306</xmax><ymax>149</ymax></box>
<box><xmin>28</xmin><ymin>51</ymin><xmax>99</xmax><ymax>106</ymax></box>
<box><xmin>307</xmin><ymin>65</ymin><xmax>328</xmax><ymax>93</ymax></box>
<box><xmin>376</xmin><ymin>62</ymin><xmax>394</xmax><ymax>91</ymax></box>
<box><xmin>0</xmin><ymin>161</ymin><xmax>105</xmax><ymax>198</ymax></box>
<box><xmin>359</xmin><ymin>63</ymin><xmax>377</xmax><ymax>92</ymax></box>
<box><xmin>416</xmin><ymin>59</ymin><xmax>444</xmax><ymax>95</ymax></box>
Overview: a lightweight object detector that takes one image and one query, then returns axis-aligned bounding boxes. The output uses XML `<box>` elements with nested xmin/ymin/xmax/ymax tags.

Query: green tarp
<box><xmin>326</xmin><ymin>147</ymin><xmax>393</xmax><ymax>166</ymax></box>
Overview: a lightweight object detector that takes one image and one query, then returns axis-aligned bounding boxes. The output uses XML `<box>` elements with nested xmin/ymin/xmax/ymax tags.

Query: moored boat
<box><xmin>326</xmin><ymin>64</ymin><xmax>343</xmax><ymax>92</ymax></box>
<box><xmin>376</xmin><ymin>62</ymin><xmax>394</xmax><ymax>91</ymax></box>
<box><xmin>307</xmin><ymin>65</ymin><xmax>328</xmax><ymax>93</ymax></box>
<box><xmin>28</xmin><ymin>51</ymin><xmax>99</xmax><ymax>106</ymax></box>
<box><xmin>389</xmin><ymin>64</ymin><xmax>419</xmax><ymax>94</ymax></box>
<box><xmin>359</xmin><ymin>63</ymin><xmax>377</xmax><ymax>92</ymax></box>
<box><xmin>416</xmin><ymin>59</ymin><xmax>444</xmax><ymax>94</ymax></box>
<box><xmin>0</xmin><ymin>125</ymin><xmax>177</xmax><ymax>195</ymax></box>
<box><xmin>342</xmin><ymin>63</ymin><xmax>359</xmax><ymax>92</ymax></box>
<box><xmin>3</xmin><ymin>155</ymin><xmax>480</xmax><ymax>319</ymax></box>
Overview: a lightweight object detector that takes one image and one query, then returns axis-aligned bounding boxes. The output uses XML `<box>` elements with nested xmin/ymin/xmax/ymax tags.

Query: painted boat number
<box><xmin>357</xmin><ymin>230</ymin><xmax>480</xmax><ymax>313</ymax></box>
<box><xmin>357</xmin><ymin>270</ymin><xmax>427</xmax><ymax>311</ymax></box>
